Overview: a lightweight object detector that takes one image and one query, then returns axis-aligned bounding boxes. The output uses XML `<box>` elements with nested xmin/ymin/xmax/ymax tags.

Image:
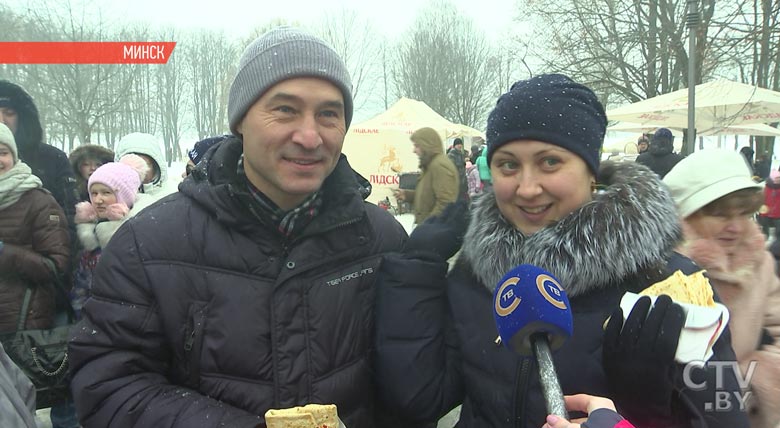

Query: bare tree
<box><xmin>517</xmin><ymin>0</ymin><xmax>727</xmax><ymax>106</ymax></box>
<box><xmin>157</xmin><ymin>28</ymin><xmax>187</xmax><ymax>163</ymax></box>
<box><xmin>12</xmin><ymin>0</ymin><xmax>137</xmax><ymax>151</ymax></box>
<box><xmin>710</xmin><ymin>0</ymin><xmax>780</xmax><ymax>155</ymax></box>
<box><xmin>313</xmin><ymin>9</ymin><xmax>384</xmax><ymax>113</ymax></box>
<box><xmin>185</xmin><ymin>30</ymin><xmax>238</xmax><ymax>139</ymax></box>
<box><xmin>393</xmin><ymin>0</ymin><xmax>497</xmax><ymax>128</ymax></box>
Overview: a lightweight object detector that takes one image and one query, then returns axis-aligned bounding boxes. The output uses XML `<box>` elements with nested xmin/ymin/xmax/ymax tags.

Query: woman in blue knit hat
<box><xmin>375</xmin><ymin>74</ymin><xmax>748</xmax><ymax>428</ymax></box>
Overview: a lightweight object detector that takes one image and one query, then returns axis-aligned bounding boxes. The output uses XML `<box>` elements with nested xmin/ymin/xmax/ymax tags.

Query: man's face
<box><xmin>0</xmin><ymin>106</ymin><xmax>18</xmax><ymax>134</ymax></box>
<box><xmin>237</xmin><ymin>77</ymin><xmax>347</xmax><ymax>211</ymax></box>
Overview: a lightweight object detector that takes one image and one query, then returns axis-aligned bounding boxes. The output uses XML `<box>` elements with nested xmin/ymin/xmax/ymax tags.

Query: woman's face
<box><xmin>79</xmin><ymin>158</ymin><xmax>104</xmax><ymax>180</ymax></box>
<box><xmin>491</xmin><ymin>140</ymin><xmax>594</xmax><ymax>236</ymax></box>
<box><xmin>0</xmin><ymin>143</ymin><xmax>13</xmax><ymax>176</ymax></box>
<box><xmin>685</xmin><ymin>209</ymin><xmax>753</xmax><ymax>252</ymax></box>
<box><xmin>89</xmin><ymin>183</ymin><xmax>118</xmax><ymax>219</ymax></box>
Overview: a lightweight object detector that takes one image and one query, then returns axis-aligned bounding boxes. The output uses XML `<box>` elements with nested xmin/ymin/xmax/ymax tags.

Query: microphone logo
<box><xmin>536</xmin><ymin>274</ymin><xmax>567</xmax><ymax>310</ymax></box>
<box><xmin>495</xmin><ymin>276</ymin><xmax>522</xmax><ymax>317</ymax></box>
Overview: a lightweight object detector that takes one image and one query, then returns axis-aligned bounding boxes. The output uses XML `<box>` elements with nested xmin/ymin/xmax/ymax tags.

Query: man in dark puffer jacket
<box><xmin>68</xmin><ymin>27</ymin><xmax>411</xmax><ymax>428</ymax></box>
<box><xmin>636</xmin><ymin>127</ymin><xmax>683</xmax><ymax>179</ymax></box>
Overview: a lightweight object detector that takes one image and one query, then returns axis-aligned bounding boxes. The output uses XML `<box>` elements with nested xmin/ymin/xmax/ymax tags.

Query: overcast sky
<box><xmin>5</xmin><ymin>0</ymin><xmax>519</xmax><ymax>41</ymax></box>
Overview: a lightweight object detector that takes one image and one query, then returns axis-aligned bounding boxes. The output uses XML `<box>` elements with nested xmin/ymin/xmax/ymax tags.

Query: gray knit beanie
<box><xmin>228</xmin><ymin>26</ymin><xmax>353</xmax><ymax>135</ymax></box>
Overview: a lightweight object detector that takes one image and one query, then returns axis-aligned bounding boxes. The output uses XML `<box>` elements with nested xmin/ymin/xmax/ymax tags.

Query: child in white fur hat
<box><xmin>70</xmin><ymin>154</ymin><xmax>148</xmax><ymax>318</ymax></box>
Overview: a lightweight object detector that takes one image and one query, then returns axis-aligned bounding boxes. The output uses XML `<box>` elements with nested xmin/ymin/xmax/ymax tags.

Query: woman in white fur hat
<box><xmin>665</xmin><ymin>149</ymin><xmax>780</xmax><ymax>428</ymax></box>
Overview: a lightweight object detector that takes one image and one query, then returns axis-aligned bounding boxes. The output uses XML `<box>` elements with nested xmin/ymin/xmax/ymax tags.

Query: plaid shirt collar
<box><xmin>238</xmin><ymin>154</ymin><xmax>323</xmax><ymax>238</ymax></box>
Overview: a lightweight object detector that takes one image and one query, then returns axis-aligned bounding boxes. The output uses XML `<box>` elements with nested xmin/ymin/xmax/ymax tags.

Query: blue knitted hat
<box><xmin>486</xmin><ymin>74</ymin><xmax>607</xmax><ymax>175</ymax></box>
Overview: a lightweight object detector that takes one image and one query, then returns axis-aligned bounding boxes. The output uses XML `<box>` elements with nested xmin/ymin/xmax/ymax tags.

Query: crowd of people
<box><xmin>1</xmin><ymin>25</ymin><xmax>779</xmax><ymax>428</ymax></box>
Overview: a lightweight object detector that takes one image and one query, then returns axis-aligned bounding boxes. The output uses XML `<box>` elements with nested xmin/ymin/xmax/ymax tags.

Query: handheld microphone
<box><xmin>492</xmin><ymin>264</ymin><xmax>573</xmax><ymax>419</ymax></box>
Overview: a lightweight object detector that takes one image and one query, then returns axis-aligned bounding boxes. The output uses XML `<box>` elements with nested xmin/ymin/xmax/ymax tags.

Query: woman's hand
<box><xmin>544</xmin><ymin>394</ymin><xmax>615</xmax><ymax>427</ymax></box>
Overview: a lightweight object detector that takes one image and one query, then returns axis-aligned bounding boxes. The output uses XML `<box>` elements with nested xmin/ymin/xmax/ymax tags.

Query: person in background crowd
<box><xmin>740</xmin><ymin>146</ymin><xmax>756</xmax><ymax>178</ymax></box>
<box><xmin>470</xmin><ymin>141</ymin><xmax>482</xmax><ymax>167</ymax></box>
<box><xmin>465</xmin><ymin>155</ymin><xmax>482</xmax><ymax>199</ymax></box>
<box><xmin>760</xmin><ymin>169</ymin><xmax>780</xmax><ymax>241</ymax></box>
<box><xmin>664</xmin><ymin>149</ymin><xmax>780</xmax><ymax>428</ymax></box>
<box><xmin>183</xmin><ymin>134</ymin><xmax>229</xmax><ymax>178</ymax></box>
<box><xmin>754</xmin><ymin>152</ymin><xmax>771</xmax><ymax>182</ymax></box>
<box><xmin>114</xmin><ymin>132</ymin><xmax>174</xmax><ymax>192</ymax></box>
<box><xmin>636</xmin><ymin>135</ymin><xmax>649</xmax><ymax>154</ymax></box>
<box><xmin>69</xmin><ymin>144</ymin><xmax>115</xmax><ymax>203</ymax></box>
<box><xmin>0</xmin><ymin>80</ymin><xmax>77</xmax><ymax>231</ymax></box>
<box><xmin>448</xmin><ymin>137</ymin><xmax>468</xmax><ymax>201</ymax></box>
<box><xmin>476</xmin><ymin>143</ymin><xmax>492</xmax><ymax>192</ymax></box>
<box><xmin>636</xmin><ymin>127</ymin><xmax>683</xmax><ymax>178</ymax></box>
<box><xmin>0</xmin><ymin>123</ymin><xmax>71</xmax><ymax>425</ymax></box>
<box><xmin>68</xmin><ymin>26</ymin><xmax>413</xmax><ymax>428</ymax></box>
<box><xmin>393</xmin><ymin>127</ymin><xmax>459</xmax><ymax>224</ymax></box>
<box><xmin>71</xmin><ymin>155</ymin><xmax>149</xmax><ymax>319</ymax></box>
<box><xmin>113</xmin><ymin>132</ymin><xmax>177</xmax><ymax>212</ymax></box>
<box><xmin>0</xmin><ymin>342</ymin><xmax>37</xmax><ymax>428</ymax></box>
<box><xmin>375</xmin><ymin>74</ymin><xmax>748</xmax><ymax>428</ymax></box>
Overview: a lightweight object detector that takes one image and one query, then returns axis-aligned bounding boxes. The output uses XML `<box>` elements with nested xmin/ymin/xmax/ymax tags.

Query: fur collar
<box><xmin>677</xmin><ymin>219</ymin><xmax>766</xmax><ymax>286</ymax></box>
<box><xmin>460</xmin><ymin>161</ymin><xmax>682</xmax><ymax>298</ymax></box>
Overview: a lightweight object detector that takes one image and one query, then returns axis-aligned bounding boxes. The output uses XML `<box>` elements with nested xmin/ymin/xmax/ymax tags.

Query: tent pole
<box><xmin>686</xmin><ymin>0</ymin><xmax>699</xmax><ymax>155</ymax></box>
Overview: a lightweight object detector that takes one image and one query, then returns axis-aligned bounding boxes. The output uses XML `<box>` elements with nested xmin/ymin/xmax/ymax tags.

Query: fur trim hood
<box><xmin>69</xmin><ymin>144</ymin><xmax>115</xmax><ymax>177</ymax></box>
<box><xmin>460</xmin><ymin>161</ymin><xmax>682</xmax><ymax>298</ymax></box>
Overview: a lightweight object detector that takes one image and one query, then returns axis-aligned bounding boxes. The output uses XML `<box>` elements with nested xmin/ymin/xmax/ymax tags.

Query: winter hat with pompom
<box><xmin>88</xmin><ymin>153</ymin><xmax>149</xmax><ymax>208</ymax></box>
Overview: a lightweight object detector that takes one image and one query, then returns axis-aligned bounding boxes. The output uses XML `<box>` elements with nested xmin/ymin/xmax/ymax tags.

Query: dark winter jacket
<box><xmin>376</xmin><ymin>161</ymin><xmax>749</xmax><ymax>428</ymax></box>
<box><xmin>447</xmin><ymin>147</ymin><xmax>467</xmax><ymax>199</ymax></box>
<box><xmin>636</xmin><ymin>139</ymin><xmax>683</xmax><ymax>178</ymax></box>
<box><xmin>69</xmin><ymin>144</ymin><xmax>115</xmax><ymax>202</ymax></box>
<box><xmin>0</xmin><ymin>187</ymin><xmax>70</xmax><ymax>333</ymax></box>
<box><xmin>68</xmin><ymin>137</ymin><xmax>410</xmax><ymax>428</ymax></box>
<box><xmin>0</xmin><ymin>81</ymin><xmax>77</xmax><ymax>227</ymax></box>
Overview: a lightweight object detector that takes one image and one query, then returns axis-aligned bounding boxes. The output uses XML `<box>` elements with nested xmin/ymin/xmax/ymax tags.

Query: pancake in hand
<box><xmin>639</xmin><ymin>270</ymin><xmax>716</xmax><ymax>308</ymax></box>
<box><xmin>264</xmin><ymin>404</ymin><xmax>339</xmax><ymax>428</ymax></box>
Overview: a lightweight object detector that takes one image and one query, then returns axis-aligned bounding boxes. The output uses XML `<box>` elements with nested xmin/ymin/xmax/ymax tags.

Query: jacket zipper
<box><xmin>514</xmin><ymin>358</ymin><xmax>532</xmax><ymax>428</ymax></box>
<box><xmin>183</xmin><ymin>307</ymin><xmax>206</xmax><ymax>388</ymax></box>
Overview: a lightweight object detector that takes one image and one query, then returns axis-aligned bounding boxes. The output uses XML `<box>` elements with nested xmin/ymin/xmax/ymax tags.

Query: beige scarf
<box><xmin>0</xmin><ymin>161</ymin><xmax>43</xmax><ymax>210</ymax></box>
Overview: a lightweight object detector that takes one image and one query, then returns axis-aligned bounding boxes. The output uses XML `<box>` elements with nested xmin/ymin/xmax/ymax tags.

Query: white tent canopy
<box><xmin>608</xmin><ymin>121</ymin><xmax>780</xmax><ymax>137</ymax></box>
<box><xmin>606</xmin><ymin>79</ymin><xmax>780</xmax><ymax>133</ymax></box>
<box><xmin>342</xmin><ymin>97</ymin><xmax>483</xmax><ymax>204</ymax></box>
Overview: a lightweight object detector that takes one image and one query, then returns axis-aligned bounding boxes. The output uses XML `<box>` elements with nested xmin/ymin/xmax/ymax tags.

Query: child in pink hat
<box><xmin>71</xmin><ymin>154</ymin><xmax>148</xmax><ymax>318</ymax></box>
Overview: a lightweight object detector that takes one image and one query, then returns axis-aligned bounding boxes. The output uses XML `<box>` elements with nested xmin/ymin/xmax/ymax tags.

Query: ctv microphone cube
<box><xmin>493</xmin><ymin>264</ymin><xmax>573</xmax><ymax>356</ymax></box>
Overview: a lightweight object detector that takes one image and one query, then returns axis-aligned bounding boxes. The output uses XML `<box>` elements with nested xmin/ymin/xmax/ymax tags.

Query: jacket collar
<box><xmin>459</xmin><ymin>161</ymin><xmax>682</xmax><ymax>298</ymax></box>
<box><xmin>180</xmin><ymin>136</ymin><xmax>369</xmax><ymax>234</ymax></box>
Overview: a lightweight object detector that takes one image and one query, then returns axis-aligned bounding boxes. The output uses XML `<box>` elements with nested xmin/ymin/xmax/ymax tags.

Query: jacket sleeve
<box><xmin>429</xmin><ymin>164</ymin><xmax>458</xmax><ymax>218</ymax></box>
<box><xmin>374</xmin><ymin>252</ymin><xmax>464</xmax><ymax>423</ymax></box>
<box><xmin>0</xmin><ymin>343</ymin><xmax>37</xmax><ymax>428</ymax></box>
<box><xmin>0</xmin><ymin>195</ymin><xmax>70</xmax><ymax>283</ymax></box>
<box><xmin>68</xmin><ymin>223</ymin><xmax>263</xmax><ymax>428</ymax></box>
<box><xmin>50</xmin><ymin>149</ymin><xmax>78</xmax><ymax>227</ymax></box>
<box><xmin>670</xmin><ymin>325</ymin><xmax>751</xmax><ymax>428</ymax></box>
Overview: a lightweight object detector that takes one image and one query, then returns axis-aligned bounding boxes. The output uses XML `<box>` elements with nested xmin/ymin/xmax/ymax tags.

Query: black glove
<box><xmin>402</xmin><ymin>201</ymin><xmax>469</xmax><ymax>262</ymax></box>
<box><xmin>602</xmin><ymin>295</ymin><xmax>686</xmax><ymax>424</ymax></box>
